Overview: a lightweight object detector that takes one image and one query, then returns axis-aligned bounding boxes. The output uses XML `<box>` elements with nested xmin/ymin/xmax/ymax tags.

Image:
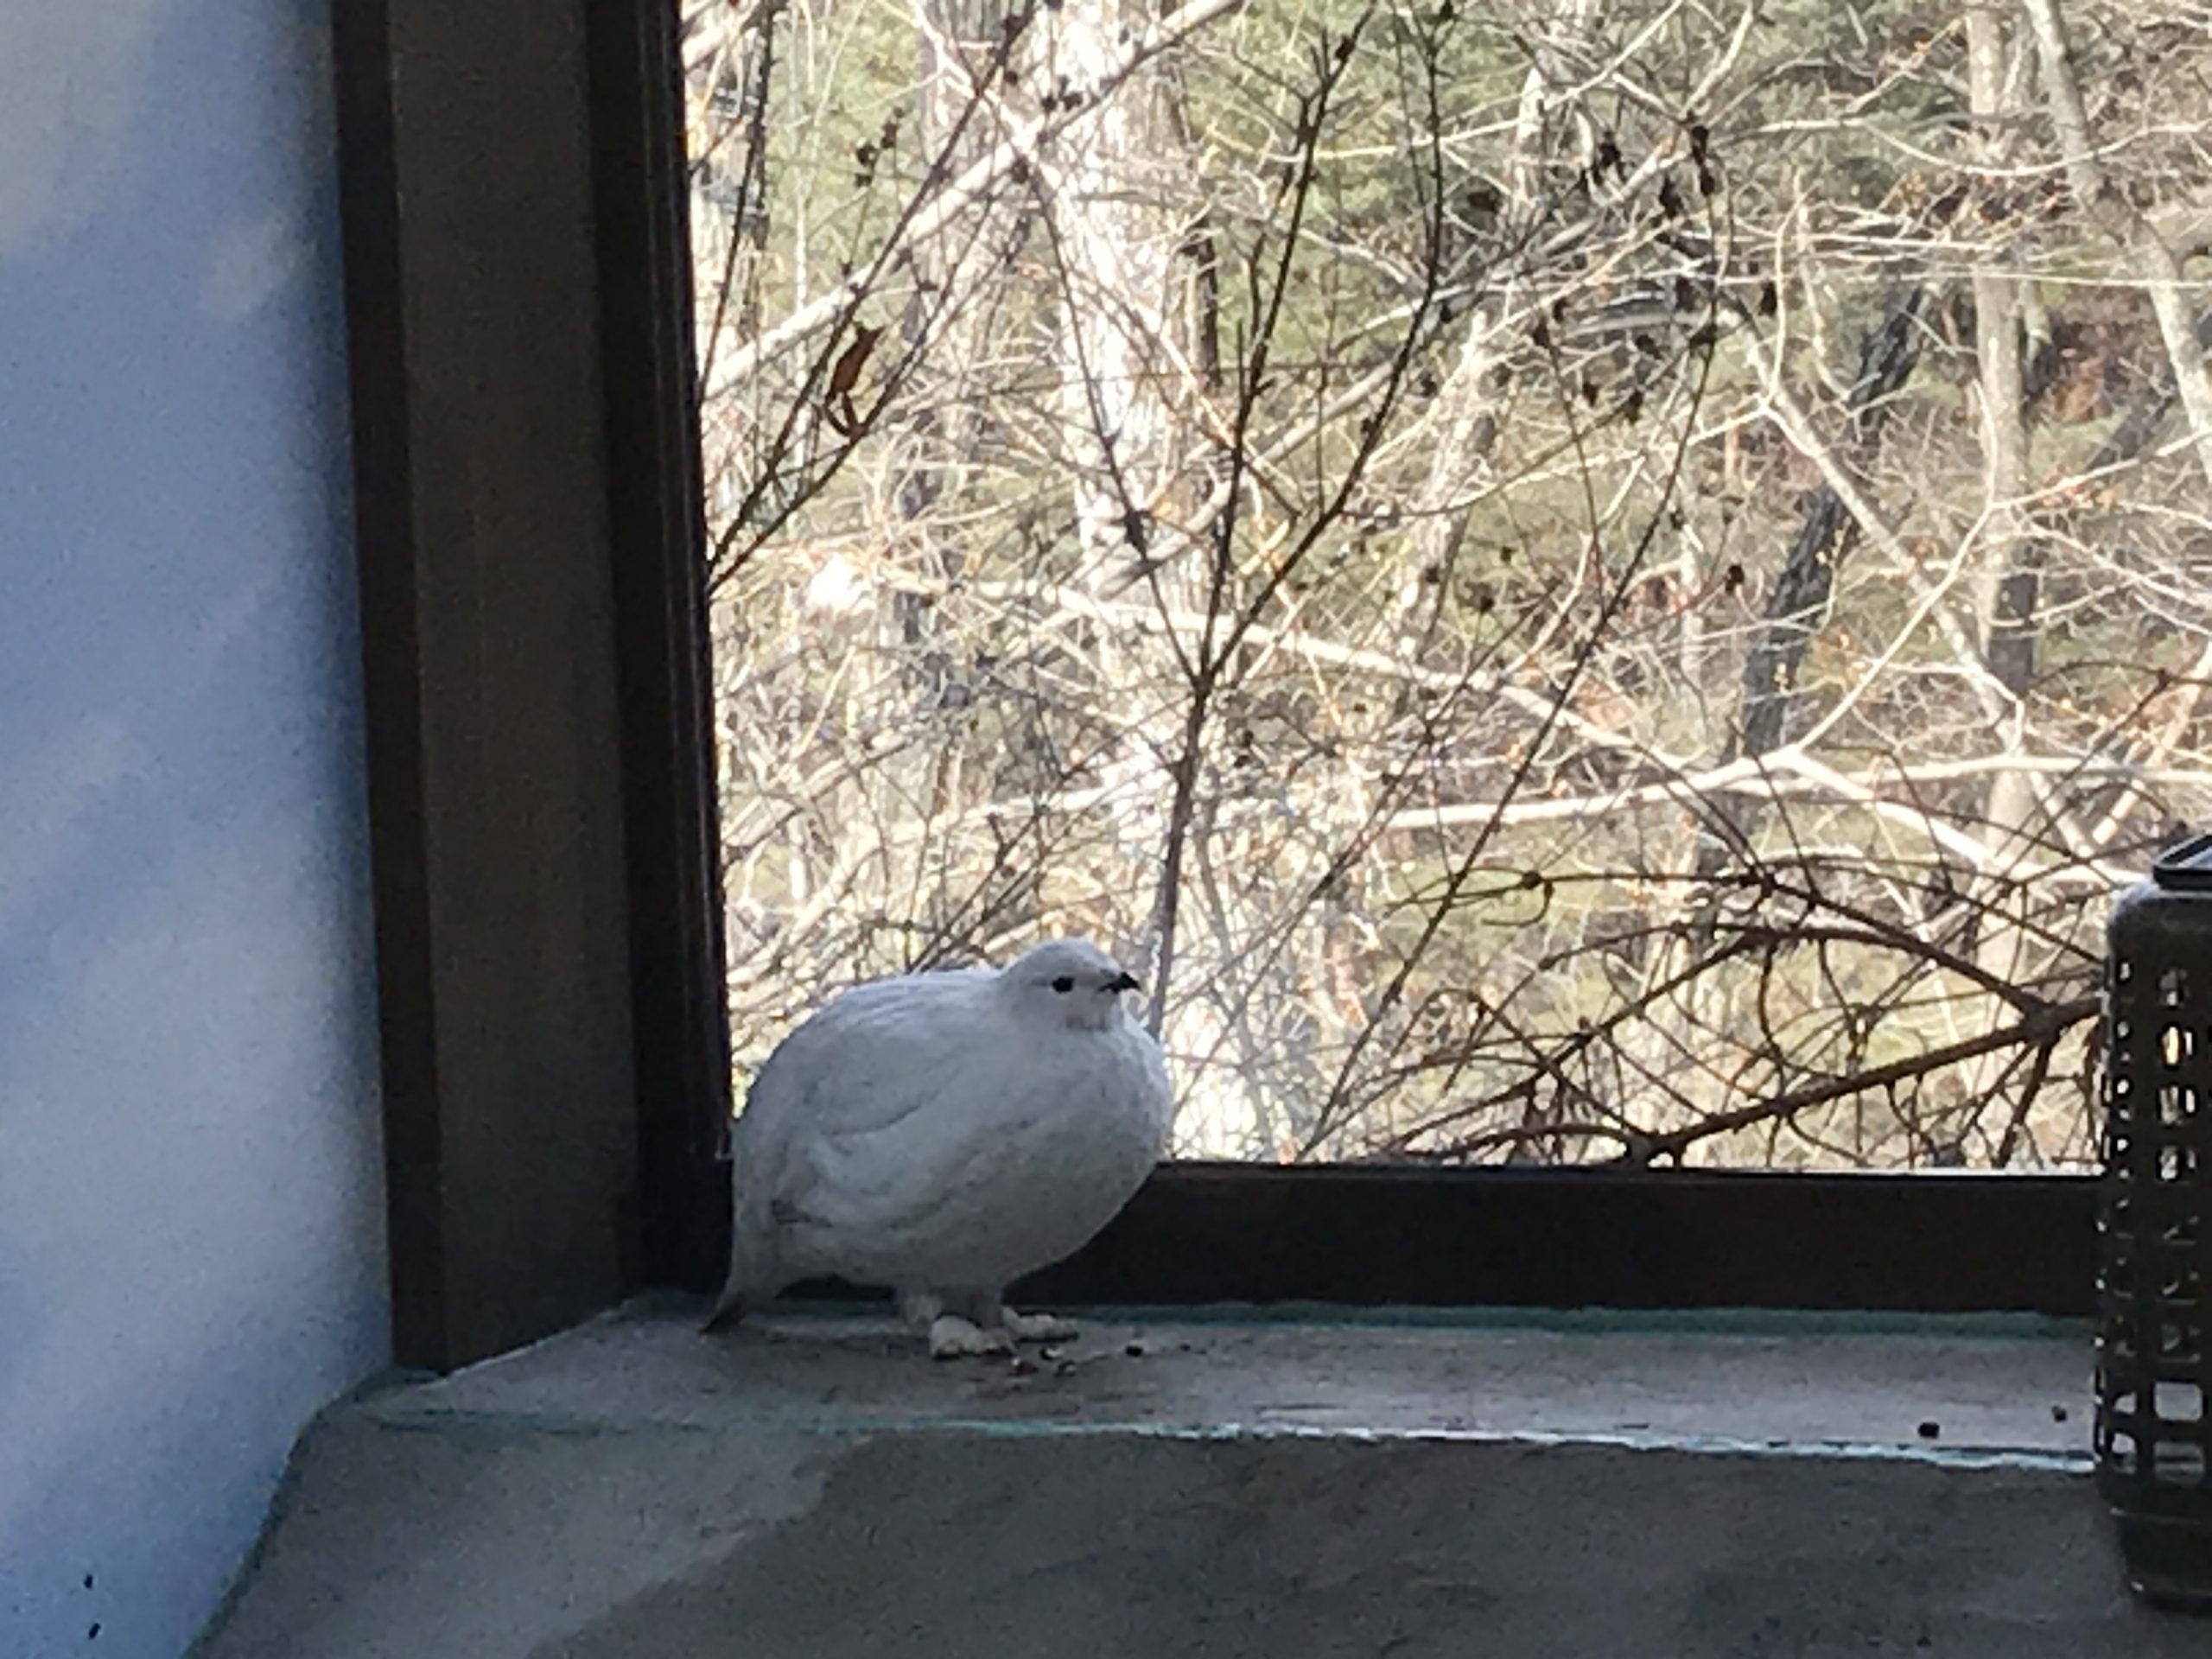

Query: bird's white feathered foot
<box><xmin>1000</xmin><ymin>1309</ymin><xmax>1079</xmax><ymax>1343</ymax></box>
<box><xmin>927</xmin><ymin>1315</ymin><xmax>1014</xmax><ymax>1358</ymax></box>
<box><xmin>902</xmin><ymin>1290</ymin><xmax>1078</xmax><ymax>1357</ymax></box>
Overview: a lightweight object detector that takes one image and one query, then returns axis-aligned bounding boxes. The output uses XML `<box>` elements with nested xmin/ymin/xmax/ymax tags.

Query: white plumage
<box><xmin>706</xmin><ymin>938</ymin><xmax>1173</xmax><ymax>1357</ymax></box>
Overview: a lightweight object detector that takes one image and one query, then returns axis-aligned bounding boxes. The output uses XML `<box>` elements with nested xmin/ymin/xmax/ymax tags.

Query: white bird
<box><xmin>705</xmin><ymin>938</ymin><xmax>1173</xmax><ymax>1357</ymax></box>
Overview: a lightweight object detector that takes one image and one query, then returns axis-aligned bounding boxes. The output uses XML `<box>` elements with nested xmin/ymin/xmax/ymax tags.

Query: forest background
<box><xmin>681</xmin><ymin>0</ymin><xmax>2212</xmax><ymax>1170</ymax></box>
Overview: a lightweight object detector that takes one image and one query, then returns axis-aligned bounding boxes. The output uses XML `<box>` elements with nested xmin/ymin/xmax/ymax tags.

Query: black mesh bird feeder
<box><xmin>2097</xmin><ymin>832</ymin><xmax>2212</xmax><ymax>1609</ymax></box>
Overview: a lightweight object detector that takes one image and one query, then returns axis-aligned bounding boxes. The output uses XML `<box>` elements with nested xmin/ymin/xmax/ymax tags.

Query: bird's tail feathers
<box><xmin>700</xmin><ymin>1287</ymin><xmax>747</xmax><ymax>1334</ymax></box>
<box><xmin>702</xmin><ymin>1211</ymin><xmax>779</xmax><ymax>1336</ymax></box>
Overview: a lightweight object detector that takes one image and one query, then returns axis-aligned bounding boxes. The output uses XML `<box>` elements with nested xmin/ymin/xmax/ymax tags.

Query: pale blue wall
<box><xmin>0</xmin><ymin>3</ymin><xmax>391</xmax><ymax>1656</ymax></box>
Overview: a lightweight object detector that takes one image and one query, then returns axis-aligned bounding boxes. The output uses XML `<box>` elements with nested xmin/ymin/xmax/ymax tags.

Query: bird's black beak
<box><xmin>1106</xmin><ymin>971</ymin><xmax>1142</xmax><ymax>994</ymax></box>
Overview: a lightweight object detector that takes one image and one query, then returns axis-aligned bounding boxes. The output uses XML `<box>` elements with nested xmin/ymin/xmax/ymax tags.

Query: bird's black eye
<box><xmin>1051</xmin><ymin>975</ymin><xmax>1076</xmax><ymax>994</ymax></box>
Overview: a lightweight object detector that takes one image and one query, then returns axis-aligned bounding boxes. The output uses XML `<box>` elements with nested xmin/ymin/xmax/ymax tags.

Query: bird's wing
<box><xmin>731</xmin><ymin>971</ymin><xmax>996</xmax><ymax>1224</ymax></box>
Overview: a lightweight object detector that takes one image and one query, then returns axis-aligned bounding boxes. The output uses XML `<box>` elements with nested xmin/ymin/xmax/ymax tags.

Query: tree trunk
<box><xmin>1960</xmin><ymin>0</ymin><xmax>2041</xmax><ymax>1150</ymax></box>
<box><xmin>2020</xmin><ymin>0</ymin><xmax>2212</xmax><ymax>495</ymax></box>
<box><xmin>1411</xmin><ymin>0</ymin><xmax>1598</xmax><ymax>578</ymax></box>
<box><xmin>1037</xmin><ymin>0</ymin><xmax>1183</xmax><ymax>585</ymax></box>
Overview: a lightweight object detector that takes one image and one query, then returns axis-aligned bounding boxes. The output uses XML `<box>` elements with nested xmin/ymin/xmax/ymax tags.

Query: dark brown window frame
<box><xmin>330</xmin><ymin>0</ymin><xmax>2097</xmax><ymax>1373</ymax></box>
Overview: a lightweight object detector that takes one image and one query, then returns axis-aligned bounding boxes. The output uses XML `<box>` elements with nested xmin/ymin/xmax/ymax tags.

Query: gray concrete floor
<box><xmin>194</xmin><ymin>1300</ymin><xmax>2205</xmax><ymax>1658</ymax></box>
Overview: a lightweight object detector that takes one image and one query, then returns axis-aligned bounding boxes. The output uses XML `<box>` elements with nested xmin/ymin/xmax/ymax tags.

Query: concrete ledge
<box><xmin>194</xmin><ymin>1302</ymin><xmax>2204</xmax><ymax>1657</ymax></box>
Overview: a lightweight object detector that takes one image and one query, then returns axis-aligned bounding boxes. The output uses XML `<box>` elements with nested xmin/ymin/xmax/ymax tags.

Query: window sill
<box><xmin>394</xmin><ymin>1297</ymin><xmax>2097</xmax><ymax>1464</ymax></box>
<box><xmin>199</xmin><ymin>1301</ymin><xmax>2201</xmax><ymax>1657</ymax></box>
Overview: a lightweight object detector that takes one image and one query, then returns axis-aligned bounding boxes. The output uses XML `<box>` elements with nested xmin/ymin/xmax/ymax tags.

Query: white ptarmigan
<box><xmin>705</xmin><ymin>938</ymin><xmax>1173</xmax><ymax>1357</ymax></box>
